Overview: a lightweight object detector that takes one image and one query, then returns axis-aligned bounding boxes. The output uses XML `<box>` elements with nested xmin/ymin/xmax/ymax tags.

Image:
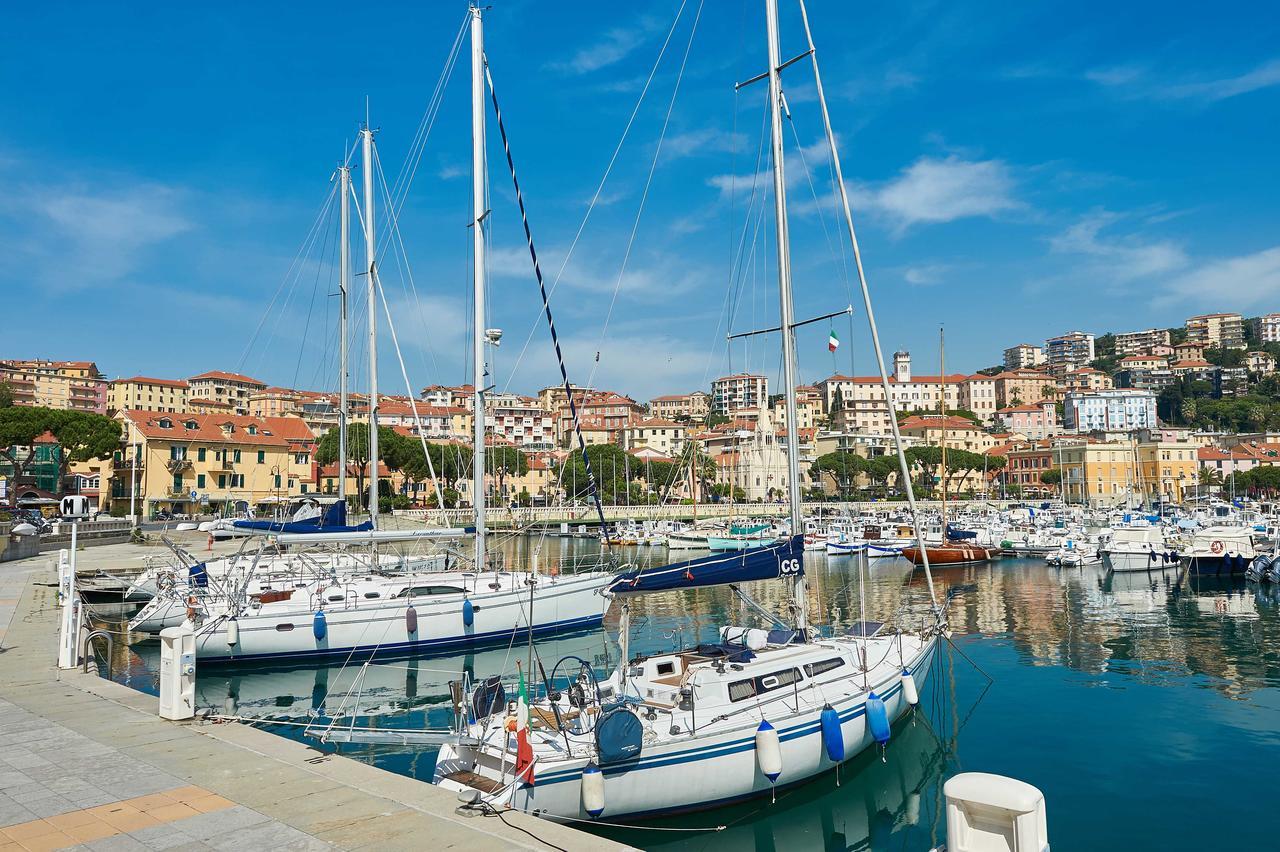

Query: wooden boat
<box><xmin>902</xmin><ymin>543</ymin><xmax>993</xmax><ymax>566</ymax></box>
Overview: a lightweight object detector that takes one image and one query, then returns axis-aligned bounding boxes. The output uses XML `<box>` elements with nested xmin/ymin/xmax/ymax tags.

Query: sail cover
<box><xmin>610</xmin><ymin>535</ymin><xmax>803</xmax><ymax>595</ymax></box>
<box><xmin>233</xmin><ymin>500</ymin><xmax>373</xmax><ymax>535</ymax></box>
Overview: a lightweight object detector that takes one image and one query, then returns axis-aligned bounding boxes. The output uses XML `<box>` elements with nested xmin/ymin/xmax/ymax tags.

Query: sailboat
<box><xmin>901</xmin><ymin>328</ymin><xmax>994</xmax><ymax>567</ymax></box>
<box><xmin>127</xmin><ymin>51</ymin><xmax>616</xmax><ymax>661</ymax></box>
<box><xmin>433</xmin><ymin>0</ymin><xmax>946</xmax><ymax>819</ymax></box>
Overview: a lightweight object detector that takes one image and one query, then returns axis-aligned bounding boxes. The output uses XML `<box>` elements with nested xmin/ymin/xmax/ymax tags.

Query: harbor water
<box><xmin>102</xmin><ymin>535</ymin><xmax>1280</xmax><ymax>850</ymax></box>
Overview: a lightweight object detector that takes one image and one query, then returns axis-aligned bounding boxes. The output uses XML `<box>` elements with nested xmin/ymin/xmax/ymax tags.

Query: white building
<box><xmin>1002</xmin><ymin>343</ymin><xmax>1045</xmax><ymax>371</ymax></box>
<box><xmin>487</xmin><ymin>393</ymin><xmax>555</xmax><ymax>448</ymax></box>
<box><xmin>711</xmin><ymin>374</ymin><xmax>768</xmax><ymax>416</ymax></box>
<box><xmin>1062</xmin><ymin>389</ymin><xmax>1157</xmax><ymax>434</ymax></box>
<box><xmin>1045</xmin><ymin>332</ymin><xmax>1095</xmax><ymax>374</ymax></box>
<box><xmin>1256</xmin><ymin>313</ymin><xmax>1280</xmax><ymax>344</ymax></box>
<box><xmin>1114</xmin><ymin>328</ymin><xmax>1172</xmax><ymax>356</ymax></box>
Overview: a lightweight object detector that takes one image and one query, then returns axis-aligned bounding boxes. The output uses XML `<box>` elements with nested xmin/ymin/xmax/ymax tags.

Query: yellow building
<box><xmin>248</xmin><ymin>386</ymin><xmax>305</xmax><ymax>418</ymax></box>
<box><xmin>0</xmin><ymin>359</ymin><xmax>107</xmax><ymax>413</ymax></box>
<box><xmin>109</xmin><ymin>376</ymin><xmax>189</xmax><ymax>414</ymax></box>
<box><xmin>187</xmin><ymin>370</ymin><xmax>267</xmax><ymax>416</ymax></box>
<box><xmin>111</xmin><ymin>411</ymin><xmax>315</xmax><ymax>517</ymax></box>
<box><xmin>1136</xmin><ymin>440</ymin><xmax>1198</xmax><ymax>505</ymax></box>
<box><xmin>1058</xmin><ymin>440</ymin><xmax>1135</xmax><ymax>506</ymax></box>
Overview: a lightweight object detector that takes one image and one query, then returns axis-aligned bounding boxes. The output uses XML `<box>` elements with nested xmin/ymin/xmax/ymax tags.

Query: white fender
<box><xmin>581</xmin><ymin>762</ymin><xmax>605</xmax><ymax>818</ymax></box>
<box><xmin>755</xmin><ymin>720</ymin><xmax>782</xmax><ymax>783</ymax></box>
<box><xmin>901</xmin><ymin>669</ymin><xmax>919</xmax><ymax>706</ymax></box>
<box><xmin>226</xmin><ymin>616</ymin><xmax>239</xmax><ymax>647</ymax></box>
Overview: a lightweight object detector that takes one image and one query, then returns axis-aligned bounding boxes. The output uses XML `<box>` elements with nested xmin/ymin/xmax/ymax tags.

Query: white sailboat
<box><xmin>128</xmin><ymin>68</ymin><xmax>615</xmax><ymax>661</ymax></box>
<box><xmin>433</xmin><ymin>0</ymin><xmax>946</xmax><ymax>820</ymax></box>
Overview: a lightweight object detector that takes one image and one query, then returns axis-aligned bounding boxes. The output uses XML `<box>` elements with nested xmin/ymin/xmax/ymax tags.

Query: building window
<box><xmin>197</xmin><ymin>447</ymin><xmax>206</xmax><ymax>462</ymax></box>
<box><xmin>257</xmin><ymin>450</ymin><xmax>265</xmax><ymax>464</ymax></box>
<box><xmin>197</xmin><ymin>474</ymin><xmax>206</xmax><ymax>488</ymax></box>
<box><xmin>172</xmin><ymin>473</ymin><xmax>182</xmax><ymax>490</ymax></box>
<box><xmin>218</xmin><ymin>474</ymin><xmax>226</xmax><ymax>489</ymax></box>
<box><xmin>233</xmin><ymin>449</ymin><xmax>242</xmax><ymax>463</ymax></box>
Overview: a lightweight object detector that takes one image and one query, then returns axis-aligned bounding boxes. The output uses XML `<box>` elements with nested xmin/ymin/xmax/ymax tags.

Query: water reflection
<box><xmin>104</xmin><ymin>537</ymin><xmax>1280</xmax><ymax>849</ymax></box>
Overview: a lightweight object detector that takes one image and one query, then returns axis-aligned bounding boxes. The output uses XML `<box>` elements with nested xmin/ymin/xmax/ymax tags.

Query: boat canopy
<box><xmin>945</xmin><ymin>524</ymin><xmax>977</xmax><ymax>541</ymax></box>
<box><xmin>610</xmin><ymin>535</ymin><xmax>803</xmax><ymax>595</ymax></box>
<box><xmin>232</xmin><ymin>500</ymin><xmax>374</xmax><ymax>536</ymax></box>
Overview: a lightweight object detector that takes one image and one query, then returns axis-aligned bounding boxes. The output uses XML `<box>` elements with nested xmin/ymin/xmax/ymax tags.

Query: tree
<box><xmin>314</xmin><ymin>423</ymin><xmax>405</xmax><ymax>507</ymax></box>
<box><xmin>705</xmin><ymin>413</ymin><xmax>730</xmax><ymax>428</ymax></box>
<box><xmin>0</xmin><ymin>406</ymin><xmax>56</xmax><ymax>484</ymax></box>
<box><xmin>675</xmin><ymin>440</ymin><xmax>716</xmax><ymax>503</ymax></box>
<box><xmin>0</xmin><ymin>382</ymin><xmax>13</xmax><ymax>408</ymax></box>
<box><xmin>557</xmin><ymin>444</ymin><xmax>635</xmax><ymax>505</ymax></box>
<box><xmin>49</xmin><ymin>410</ymin><xmax>121</xmax><ymax>491</ymax></box>
<box><xmin>1199</xmin><ymin>467</ymin><xmax>1223</xmax><ymax>487</ymax></box>
<box><xmin>487</xmin><ymin>445</ymin><xmax>529</xmax><ymax>503</ymax></box>
<box><xmin>866</xmin><ymin>455</ymin><xmax>901</xmax><ymax>495</ymax></box>
<box><xmin>1205</xmin><ymin>347</ymin><xmax>1246</xmax><ymax>369</ymax></box>
<box><xmin>809</xmin><ymin>452</ymin><xmax>865</xmax><ymax>498</ymax></box>
<box><xmin>1040</xmin><ymin>467</ymin><xmax>1062</xmax><ymax>492</ymax></box>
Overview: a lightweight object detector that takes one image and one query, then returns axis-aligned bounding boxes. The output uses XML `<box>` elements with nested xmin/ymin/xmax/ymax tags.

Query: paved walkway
<box><xmin>0</xmin><ymin>548</ymin><xmax>630</xmax><ymax>851</ymax></box>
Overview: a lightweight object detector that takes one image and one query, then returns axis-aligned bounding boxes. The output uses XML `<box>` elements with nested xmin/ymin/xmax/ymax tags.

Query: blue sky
<box><xmin>2</xmin><ymin>0</ymin><xmax>1278</xmax><ymax>401</ymax></box>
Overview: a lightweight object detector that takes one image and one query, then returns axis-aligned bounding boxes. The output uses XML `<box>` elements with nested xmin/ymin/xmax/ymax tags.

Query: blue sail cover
<box><xmin>610</xmin><ymin>535</ymin><xmax>804</xmax><ymax>595</ymax></box>
<box><xmin>945</xmin><ymin>524</ymin><xmax>977</xmax><ymax>541</ymax></box>
<box><xmin>233</xmin><ymin>500</ymin><xmax>374</xmax><ymax>535</ymax></box>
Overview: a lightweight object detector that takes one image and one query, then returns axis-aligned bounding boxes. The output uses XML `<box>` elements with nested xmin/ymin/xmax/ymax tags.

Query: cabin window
<box><xmin>326</xmin><ymin>594</ymin><xmax>343</xmax><ymax>602</ymax></box>
<box><xmin>805</xmin><ymin>657</ymin><xmax>846</xmax><ymax>677</ymax></box>
<box><xmin>729</xmin><ymin>668</ymin><xmax>802</xmax><ymax>703</ymax></box>
<box><xmin>275</xmin><ymin>623</ymin><xmax>295</xmax><ymax>632</ymax></box>
<box><xmin>363</xmin><ymin>592</ymin><xmax>381</xmax><ymax>599</ymax></box>
<box><xmin>398</xmin><ymin>585</ymin><xmax>464</xmax><ymax>597</ymax></box>
<box><xmin>655</xmin><ymin>661</ymin><xmax>676</xmax><ymax>676</ymax></box>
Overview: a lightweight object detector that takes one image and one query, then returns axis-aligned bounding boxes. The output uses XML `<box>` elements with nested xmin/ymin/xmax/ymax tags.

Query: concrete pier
<box><xmin>0</xmin><ymin>548</ymin><xmax>631</xmax><ymax>851</ymax></box>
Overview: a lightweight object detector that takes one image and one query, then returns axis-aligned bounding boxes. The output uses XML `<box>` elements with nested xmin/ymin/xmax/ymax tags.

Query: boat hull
<box><xmin>435</xmin><ymin>638</ymin><xmax>936</xmax><ymax>821</ymax></box>
<box><xmin>1103</xmin><ymin>549</ymin><xmax>1181</xmax><ymax>573</ymax></box>
<box><xmin>901</xmin><ymin>544</ymin><xmax>992</xmax><ymax>566</ymax></box>
<box><xmin>182</xmin><ymin>573</ymin><xmax>612</xmax><ymax>663</ymax></box>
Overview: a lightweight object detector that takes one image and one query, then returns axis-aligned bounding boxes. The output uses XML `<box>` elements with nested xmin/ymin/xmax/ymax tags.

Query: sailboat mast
<box><xmin>362</xmin><ymin>127</ymin><xmax>379</xmax><ymax>528</ymax></box>
<box><xmin>470</xmin><ymin>4</ymin><xmax>488</xmax><ymax>571</ymax></box>
<box><xmin>765</xmin><ymin>0</ymin><xmax>807</xmax><ymax>633</ymax></box>
<box><xmin>939</xmin><ymin>327</ymin><xmax>947</xmax><ymax>527</ymax></box>
<box><xmin>337</xmin><ymin>164</ymin><xmax>350</xmax><ymax>504</ymax></box>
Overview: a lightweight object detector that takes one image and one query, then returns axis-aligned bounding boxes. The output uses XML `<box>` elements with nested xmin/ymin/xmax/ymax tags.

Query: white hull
<box><xmin>1103</xmin><ymin>548</ymin><xmax>1179</xmax><ymax>573</ymax></box>
<box><xmin>435</xmin><ymin>635</ymin><xmax>935</xmax><ymax>821</ymax></box>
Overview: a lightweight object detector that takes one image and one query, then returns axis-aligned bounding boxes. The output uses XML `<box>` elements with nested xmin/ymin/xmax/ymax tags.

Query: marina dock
<box><xmin>0</xmin><ymin>545</ymin><xmax>631</xmax><ymax>851</ymax></box>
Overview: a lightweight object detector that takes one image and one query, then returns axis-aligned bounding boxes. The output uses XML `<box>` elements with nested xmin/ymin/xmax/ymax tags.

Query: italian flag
<box><xmin>828</xmin><ymin>328</ymin><xmax>840</xmax><ymax>352</ymax></box>
<box><xmin>515</xmin><ymin>666</ymin><xmax>535</xmax><ymax>784</ymax></box>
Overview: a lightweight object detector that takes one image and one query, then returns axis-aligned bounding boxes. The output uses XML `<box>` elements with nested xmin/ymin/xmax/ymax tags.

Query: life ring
<box><xmin>1210</xmin><ymin>540</ymin><xmax>1224</xmax><ymax>555</ymax></box>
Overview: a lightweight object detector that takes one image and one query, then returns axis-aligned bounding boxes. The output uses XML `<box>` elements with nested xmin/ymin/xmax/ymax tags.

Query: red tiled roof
<box><xmin>122</xmin><ymin>411</ymin><xmax>293</xmax><ymax>446</ymax></box>
<box><xmin>188</xmin><ymin>370</ymin><xmax>266</xmax><ymax>386</ymax></box>
<box><xmin>898</xmin><ymin>415</ymin><xmax>983</xmax><ymax>431</ymax></box>
<box><xmin>189</xmin><ymin>398</ymin><xmax>234</xmax><ymax>409</ymax></box>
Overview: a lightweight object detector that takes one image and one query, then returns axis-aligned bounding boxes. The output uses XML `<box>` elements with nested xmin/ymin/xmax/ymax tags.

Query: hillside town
<box><xmin>2</xmin><ymin>310</ymin><xmax>1279</xmax><ymax>518</ymax></box>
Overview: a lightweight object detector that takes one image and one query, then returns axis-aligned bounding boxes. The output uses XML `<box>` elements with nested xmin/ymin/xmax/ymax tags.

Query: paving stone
<box><xmin>169</xmin><ymin>807</ymin><xmax>270</xmax><ymax>842</ymax></box>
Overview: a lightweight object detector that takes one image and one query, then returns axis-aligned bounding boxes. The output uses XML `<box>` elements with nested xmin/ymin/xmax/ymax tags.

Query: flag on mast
<box><xmin>828</xmin><ymin>328</ymin><xmax>840</xmax><ymax>353</ymax></box>
<box><xmin>514</xmin><ymin>664</ymin><xmax>534</xmax><ymax>783</ymax></box>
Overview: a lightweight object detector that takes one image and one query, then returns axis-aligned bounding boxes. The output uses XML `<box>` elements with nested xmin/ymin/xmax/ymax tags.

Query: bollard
<box><xmin>158</xmin><ymin>623</ymin><xmax>197</xmax><ymax>720</ymax></box>
<box><xmin>57</xmin><ymin>542</ymin><xmax>79</xmax><ymax>669</ymax></box>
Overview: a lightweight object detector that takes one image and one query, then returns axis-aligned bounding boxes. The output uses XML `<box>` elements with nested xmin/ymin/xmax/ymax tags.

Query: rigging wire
<box><xmin>500</xmin><ymin>0</ymin><xmax>692</xmax><ymax>394</ymax></box>
<box><xmin>584</xmin><ymin>0</ymin><xmax>706</xmax><ymax>392</ymax></box>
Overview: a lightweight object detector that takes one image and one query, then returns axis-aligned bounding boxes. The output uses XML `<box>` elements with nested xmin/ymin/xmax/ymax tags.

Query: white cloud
<box><xmin>871</xmin><ymin>156</ymin><xmax>1019</xmax><ymax>229</ymax></box>
<box><xmin>1087</xmin><ymin>58</ymin><xmax>1280</xmax><ymax>103</ymax></box>
<box><xmin>1161</xmin><ymin>247</ymin><xmax>1280</xmax><ymax>308</ymax></box>
<box><xmin>550</xmin><ymin>24</ymin><xmax>649</xmax><ymax>75</ymax></box>
<box><xmin>903</xmin><ymin>264</ymin><xmax>950</xmax><ymax>286</ymax></box>
<box><xmin>438</xmin><ymin>164</ymin><xmax>465</xmax><ymax>180</ymax></box>
<box><xmin>662</xmin><ymin>129</ymin><xmax>747</xmax><ymax>161</ymax></box>
<box><xmin>1049</xmin><ymin>211</ymin><xmax>1187</xmax><ymax>281</ymax></box>
<box><xmin>489</xmin><ymin>244</ymin><xmax>701</xmax><ymax>303</ymax></box>
<box><xmin>2</xmin><ymin>180</ymin><xmax>192</xmax><ymax>291</ymax></box>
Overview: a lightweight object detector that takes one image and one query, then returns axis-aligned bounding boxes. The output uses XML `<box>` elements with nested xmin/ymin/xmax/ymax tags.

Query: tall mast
<box><xmin>362</xmin><ymin>126</ymin><xmax>379</xmax><ymax>528</ymax></box>
<box><xmin>470</xmin><ymin>4</ymin><xmax>488</xmax><ymax>570</ymax></box>
<box><xmin>939</xmin><ymin>327</ymin><xmax>947</xmax><ymax>527</ymax></box>
<box><xmin>337</xmin><ymin>163</ymin><xmax>350</xmax><ymax>504</ymax></box>
<box><xmin>765</xmin><ymin>0</ymin><xmax>807</xmax><ymax>633</ymax></box>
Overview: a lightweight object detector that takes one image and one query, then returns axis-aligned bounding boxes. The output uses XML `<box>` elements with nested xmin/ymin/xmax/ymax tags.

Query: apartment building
<box><xmin>1062</xmin><ymin>389</ymin><xmax>1157</xmax><ymax>433</ymax></box>
<box><xmin>991</xmin><ymin>369</ymin><xmax>1057</xmax><ymax>409</ymax></box>
<box><xmin>769</xmin><ymin>385</ymin><xmax>825</xmax><ymax>432</ymax></box>
<box><xmin>1044</xmin><ymin>331</ymin><xmax>1095</xmax><ymax>374</ymax></box>
<box><xmin>555</xmin><ymin>392</ymin><xmax>643</xmax><ymax>445</ymax></box>
<box><xmin>1256</xmin><ymin>313</ymin><xmax>1280</xmax><ymax>344</ymax></box>
<box><xmin>1114</xmin><ymin>328</ymin><xmax>1172</xmax><ymax>356</ymax></box>
<box><xmin>819</xmin><ymin>352</ymin><xmax>969</xmax><ymax>432</ymax></box>
<box><xmin>711</xmin><ymin>374</ymin><xmax>768</xmax><ymax>416</ymax></box>
<box><xmin>1247</xmin><ymin>351</ymin><xmax>1277</xmax><ymax>374</ymax></box>
<box><xmin>247</xmin><ymin>387</ymin><xmax>305</xmax><ymax>418</ymax></box>
<box><xmin>1002</xmin><ymin>344</ymin><xmax>1045</xmax><ymax>371</ymax></box>
<box><xmin>648</xmin><ymin>391</ymin><xmax>712</xmax><ymax>422</ymax></box>
<box><xmin>109</xmin><ymin>377</ymin><xmax>189</xmax><ymax>414</ymax></box>
<box><xmin>996</xmin><ymin>401</ymin><xmax>1060</xmax><ymax>440</ymax></box>
<box><xmin>1057</xmin><ymin>436</ymin><xmax>1200</xmax><ymax>506</ymax></box>
<box><xmin>958</xmin><ymin>374</ymin><xmax>998</xmax><ymax>424</ymax></box>
<box><xmin>487</xmin><ymin>394</ymin><xmax>555</xmax><ymax>448</ymax></box>
<box><xmin>1185</xmin><ymin>313</ymin><xmax>1245</xmax><ymax>350</ymax></box>
<box><xmin>187</xmin><ymin>371</ymin><xmax>267</xmax><ymax>416</ymax></box>
<box><xmin>622</xmin><ymin>417</ymin><xmax>688</xmax><ymax>457</ymax></box>
<box><xmin>1</xmin><ymin>359</ymin><xmax>107</xmax><ymax>413</ymax></box>
<box><xmin>111</xmin><ymin>411</ymin><xmax>314</xmax><ymax>517</ymax></box>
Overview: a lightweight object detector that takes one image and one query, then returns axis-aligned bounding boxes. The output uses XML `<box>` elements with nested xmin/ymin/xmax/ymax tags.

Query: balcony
<box><xmin>165</xmin><ymin>458</ymin><xmax>192</xmax><ymax>474</ymax></box>
<box><xmin>166</xmin><ymin>487</ymin><xmax>191</xmax><ymax>499</ymax></box>
<box><xmin>215</xmin><ymin>456</ymin><xmax>235</xmax><ymax>470</ymax></box>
